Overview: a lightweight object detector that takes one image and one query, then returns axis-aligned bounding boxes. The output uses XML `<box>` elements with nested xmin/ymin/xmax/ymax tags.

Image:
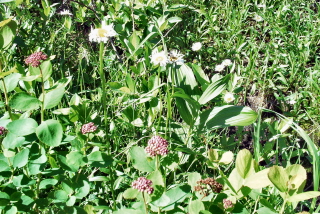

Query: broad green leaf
<box><xmin>188</xmin><ymin>200</ymin><xmax>205</xmax><ymax>214</ymax></box>
<box><xmin>148</xmin><ymin>170</ymin><xmax>165</xmax><ymax>200</ymax></box>
<box><xmin>87</xmin><ymin>151</ymin><xmax>113</xmax><ymax>167</ymax></box>
<box><xmin>36</xmin><ymin>120</ymin><xmax>63</xmax><ymax>147</ymax></box>
<box><xmin>0</xmin><ymin>73</ymin><xmax>21</xmax><ymax>93</ymax></box>
<box><xmin>161</xmin><ymin>184</ymin><xmax>191</xmax><ymax>211</ymax></box>
<box><xmin>39</xmin><ymin>179</ymin><xmax>58</xmax><ymax>189</ymax></box>
<box><xmin>4</xmin><ymin>205</ymin><xmax>18</xmax><ymax>214</ymax></box>
<box><xmin>188</xmin><ymin>172</ymin><xmax>202</xmax><ymax>190</ymax></box>
<box><xmin>0</xmin><ymin>17</ymin><xmax>13</xmax><ymax>27</ymax></box>
<box><xmin>2</xmin><ymin>132</ymin><xmax>25</xmax><ymax>149</ymax></box>
<box><xmin>7</xmin><ymin>118</ymin><xmax>38</xmax><ymax>136</ymax></box>
<box><xmin>41</xmin><ymin>86</ymin><xmax>65</xmax><ymax>109</ymax></box>
<box><xmin>236</xmin><ymin>149</ymin><xmax>255</xmax><ymax>179</ymax></box>
<box><xmin>197</xmin><ymin>105</ymin><xmax>258</xmax><ymax>131</ymax></box>
<box><xmin>123</xmin><ymin>188</ymin><xmax>139</xmax><ymax>199</ymax></box>
<box><xmin>13</xmin><ymin>148</ymin><xmax>29</xmax><ymax>168</ymax></box>
<box><xmin>0</xmin><ymin>20</ymin><xmax>16</xmax><ymax>49</ymax></box>
<box><xmin>190</xmin><ymin>64</ymin><xmax>210</xmax><ymax>89</ymax></box>
<box><xmin>244</xmin><ymin>168</ymin><xmax>272</xmax><ymax>189</ymax></box>
<box><xmin>66</xmin><ymin>151</ymin><xmax>85</xmax><ymax>171</ymax></box>
<box><xmin>287</xmin><ymin>191</ymin><xmax>320</xmax><ymax>202</ymax></box>
<box><xmin>9</xmin><ymin>92</ymin><xmax>41</xmax><ymax>111</ymax></box>
<box><xmin>198</xmin><ymin>75</ymin><xmax>229</xmax><ymax>105</ymax></box>
<box><xmin>72</xmin><ymin>174</ymin><xmax>90</xmax><ymax>199</ymax></box>
<box><xmin>268</xmin><ymin>165</ymin><xmax>288</xmax><ymax>192</ymax></box>
<box><xmin>113</xmin><ymin>209</ymin><xmax>141</xmax><ymax>214</ymax></box>
<box><xmin>128</xmin><ymin>30</ymin><xmax>140</xmax><ymax>50</ymax></box>
<box><xmin>0</xmin><ymin>160</ymin><xmax>10</xmax><ymax>171</ymax></box>
<box><xmin>256</xmin><ymin>207</ymin><xmax>278</xmax><ymax>214</ymax></box>
<box><xmin>130</xmin><ymin>146</ymin><xmax>155</xmax><ymax>172</ymax></box>
<box><xmin>175</xmin><ymin>64</ymin><xmax>200</xmax><ymax>97</ymax></box>
<box><xmin>0</xmin><ymin>192</ymin><xmax>10</xmax><ymax>206</ymax></box>
<box><xmin>219</xmin><ymin>151</ymin><xmax>234</xmax><ymax>165</ymax></box>
<box><xmin>0</xmin><ymin>66</ymin><xmax>18</xmax><ymax>78</ymax></box>
<box><xmin>50</xmin><ymin>190</ymin><xmax>68</xmax><ymax>203</ymax></box>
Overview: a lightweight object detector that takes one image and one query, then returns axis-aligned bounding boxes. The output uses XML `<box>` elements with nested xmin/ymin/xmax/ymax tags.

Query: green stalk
<box><xmin>99</xmin><ymin>42</ymin><xmax>108</xmax><ymax>141</ymax></box>
<box><xmin>142</xmin><ymin>192</ymin><xmax>149</xmax><ymax>214</ymax></box>
<box><xmin>0</xmin><ymin>61</ymin><xmax>13</xmax><ymax>121</ymax></box>
<box><xmin>39</xmin><ymin>67</ymin><xmax>45</xmax><ymax>122</ymax></box>
<box><xmin>253</xmin><ymin>109</ymin><xmax>262</xmax><ymax>164</ymax></box>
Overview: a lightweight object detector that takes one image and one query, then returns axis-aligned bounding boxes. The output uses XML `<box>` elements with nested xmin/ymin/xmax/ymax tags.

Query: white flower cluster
<box><xmin>215</xmin><ymin>59</ymin><xmax>233</xmax><ymax>72</ymax></box>
<box><xmin>89</xmin><ymin>21</ymin><xmax>117</xmax><ymax>43</ymax></box>
<box><xmin>150</xmin><ymin>49</ymin><xmax>184</xmax><ymax>67</ymax></box>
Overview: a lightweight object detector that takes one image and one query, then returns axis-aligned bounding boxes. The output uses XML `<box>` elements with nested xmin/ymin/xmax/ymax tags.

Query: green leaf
<box><xmin>197</xmin><ymin>105</ymin><xmax>258</xmax><ymax>131</ymax></box>
<box><xmin>198</xmin><ymin>75</ymin><xmax>229</xmax><ymax>105</ymax></box>
<box><xmin>41</xmin><ymin>86</ymin><xmax>65</xmax><ymax>109</ymax></box>
<box><xmin>188</xmin><ymin>172</ymin><xmax>201</xmax><ymax>190</ymax></box>
<box><xmin>36</xmin><ymin>120</ymin><xmax>63</xmax><ymax>147</ymax></box>
<box><xmin>188</xmin><ymin>200</ymin><xmax>205</xmax><ymax>214</ymax></box>
<box><xmin>236</xmin><ymin>149</ymin><xmax>255</xmax><ymax>179</ymax></box>
<box><xmin>190</xmin><ymin>63</ymin><xmax>210</xmax><ymax>89</ymax></box>
<box><xmin>0</xmin><ymin>19</ymin><xmax>16</xmax><ymax>49</ymax></box>
<box><xmin>39</xmin><ymin>179</ymin><xmax>58</xmax><ymax>189</ymax></box>
<box><xmin>130</xmin><ymin>146</ymin><xmax>155</xmax><ymax>172</ymax></box>
<box><xmin>244</xmin><ymin>168</ymin><xmax>272</xmax><ymax>189</ymax></box>
<box><xmin>0</xmin><ymin>192</ymin><xmax>10</xmax><ymax>206</ymax></box>
<box><xmin>66</xmin><ymin>151</ymin><xmax>85</xmax><ymax>171</ymax></box>
<box><xmin>268</xmin><ymin>165</ymin><xmax>288</xmax><ymax>192</ymax></box>
<box><xmin>50</xmin><ymin>190</ymin><xmax>68</xmax><ymax>203</ymax></box>
<box><xmin>7</xmin><ymin>118</ymin><xmax>38</xmax><ymax>136</ymax></box>
<box><xmin>0</xmin><ymin>73</ymin><xmax>21</xmax><ymax>93</ymax></box>
<box><xmin>40</xmin><ymin>60</ymin><xmax>52</xmax><ymax>81</ymax></box>
<box><xmin>4</xmin><ymin>205</ymin><xmax>18</xmax><ymax>214</ymax></box>
<box><xmin>2</xmin><ymin>132</ymin><xmax>25</xmax><ymax>149</ymax></box>
<box><xmin>123</xmin><ymin>188</ymin><xmax>139</xmax><ymax>199</ymax></box>
<box><xmin>13</xmin><ymin>148</ymin><xmax>29</xmax><ymax>168</ymax></box>
<box><xmin>9</xmin><ymin>92</ymin><xmax>41</xmax><ymax>111</ymax></box>
<box><xmin>287</xmin><ymin>191</ymin><xmax>320</xmax><ymax>202</ymax></box>
<box><xmin>0</xmin><ymin>66</ymin><xmax>18</xmax><ymax>79</ymax></box>
<box><xmin>87</xmin><ymin>151</ymin><xmax>113</xmax><ymax>167</ymax></box>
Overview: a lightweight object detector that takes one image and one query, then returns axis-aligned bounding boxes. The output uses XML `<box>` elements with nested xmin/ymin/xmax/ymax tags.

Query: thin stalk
<box><xmin>99</xmin><ymin>42</ymin><xmax>108</xmax><ymax>141</ymax></box>
<box><xmin>142</xmin><ymin>192</ymin><xmax>149</xmax><ymax>214</ymax></box>
<box><xmin>253</xmin><ymin>109</ymin><xmax>262</xmax><ymax>164</ymax></box>
<box><xmin>279</xmin><ymin>198</ymin><xmax>287</xmax><ymax>214</ymax></box>
<box><xmin>39</xmin><ymin>67</ymin><xmax>45</xmax><ymax>122</ymax></box>
<box><xmin>0</xmin><ymin>61</ymin><xmax>13</xmax><ymax>120</ymax></box>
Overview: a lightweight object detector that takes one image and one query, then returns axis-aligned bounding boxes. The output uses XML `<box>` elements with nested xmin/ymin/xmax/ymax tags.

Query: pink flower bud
<box><xmin>131</xmin><ymin>177</ymin><xmax>154</xmax><ymax>194</ymax></box>
<box><xmin>81</xmin><ymin>122</ymin><xmax>97</xmax><ymax>134</ymax></box>
<box><xmin>145</xmin><ymin>136</ymin><xmax>168</xmax><ymax>157</ymax></box>
<box><xmin>25</xmin><ymin>51</ymin><xmax>48</xmax><ymax>67</ymax></box>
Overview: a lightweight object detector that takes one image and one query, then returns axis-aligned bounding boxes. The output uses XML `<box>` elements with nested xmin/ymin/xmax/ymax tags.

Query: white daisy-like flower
<box><xmin>222</xmin><ymin>59</ymin><xmax>232</xmax><ymax>66</ymax></box>
<box><xmin>253</xmin><ymin>14</ymin><xmax>263</xmax><ymax>22</ymax></box>
<box><xmin>287</xmin><ymin>100</ymin><xmax>296</xmax><ymax>105</ymax></box>
<box><xmin>59</xmin><ymin>9</ymin><xmax>73</xmax><ymax>16</ymax></box>
<box><xmin>89</xmin><ymin>21</ymin><xmax>117</xmax><ymax>43</ymax></box>
<box><xmin>215</xmin><ymin>64</ymin><xmax>225</xmax><ymax>72</ymax></box>
<box><xmin>168</xmin><ymin>50</ymin><xmax>184</xmax><ymax>65</ymax></box>
<box><xmin>224</xmin><ymin>92</ymin><xmax>235</xmax><ymax>103</ymax></box>
<box><xmin>150</xmin><ymin>49</ymin><xmax>168</xmax><ymax>67</ymax></box>
<box><xmin>191</xmin><ymin>42</ymin><xmax>202</xmax><ymax>51</ymax></box>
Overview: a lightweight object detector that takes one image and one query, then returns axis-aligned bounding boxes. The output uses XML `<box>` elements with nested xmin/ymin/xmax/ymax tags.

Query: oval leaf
<box><xmin>36</xmin><ymin>120</ymin><xmax>63</xmax><ymax>147</ymax></box>
<box><xmin>236</xmin><ymin>149</ymin><xmax>255</xmax><ymax>179</ymax></box>
<box><xmin>267</xmin><ymin>165</ymin><xmax>288</xmax><ymax>192</ymax></box>
<box><xmin>7</xmin><ymin>118</ymin><xmax>38</xmax><ymax>136</ymax></box>
<box><xmin>9</xmin><ymin>92</ymin><xmax>41</xmax><ymax>111</ymax></box>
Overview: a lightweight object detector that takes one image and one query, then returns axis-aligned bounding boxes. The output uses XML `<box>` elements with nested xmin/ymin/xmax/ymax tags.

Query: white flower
<box><xmin>150</xmin><ymin>49</ymin><xmax>167</xmax><ymax>67</ymax></box>
<box><xmin>191</xmin><ymin>42</ymin><xmax>202</xmax><ymax>51</ymax></box>
<box><xmin>257</xmin><ymin>4</ymin><xmax>266</xmax><ymax>8</ymax></box>
<box><xmin>224</xmin><ymin>92</ymin><xmax>235</xmax><ymax>103</ymax></box>
<box><xmin>222</xmin><ymin>59</ymin><xmax>232</xmax><ymax>66</ymax></box>
<box><xmin>89</xmin><ymin>21</ymin><xmax>117</xmax><ymax>43</ymax></box>
<box><xmin>253</xmin><ymin>14</ymin><xmax>263</xmax><ymax>22</ymax></box>
<box><xmin>59</xmin><ymin>9</ymin><xmax>73</xmax><ymax>16</ymax></box>
<box><xmin>168</xmin><ymin>50</ymin><xmax>184</xmax><ymax>65</ymax></box>
<box><xmin>287</xmin><ymin>100</ymin><xmax>296</xmax><ymax>105</ymax></box>
<box><xmin>215</xmin><ymin>64</ymin><xmax>225</xmax><ymax>72</ymax></box>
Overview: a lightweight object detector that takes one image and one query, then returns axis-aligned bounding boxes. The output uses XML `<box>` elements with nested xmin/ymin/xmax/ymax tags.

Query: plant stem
<box><xmin>0</xmin><ymin>61</ymin><xmax>13</xmax><ymax>120</ymax></box>
<box><xmin>39</xmin><ymin>67</ymin><xmax>45</xmax><ymax>122</ymax></box>
<box><xmin>99</xmin><ymin>42</ymin><xmax>109</xmax><ymax>144</ymax></box>
<box><xmin>142</xmin><ymin>192</ymin><xmax>149</xmax><ymax>214</ymax></box>
<box><xmin>253</xmin><ymin>108</ymin><xmax>262</xmax><ymax>164</ymax></box>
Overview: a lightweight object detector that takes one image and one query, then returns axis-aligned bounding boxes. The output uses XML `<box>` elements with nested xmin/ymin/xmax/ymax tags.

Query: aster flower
<box><xmin>253</xmin><ymin>14</ymin><xmax>263</xmax><ymax>22</ymax></box>
<box><xmin>0</xmin><ymin>127</ymin><xmax>6</xmax><ymax>135</ymax></box>
<box><xmin>145</xmin><ymin>136</ymin><xmax>168</xmax><ymax>157</ymax></box>
<box><xmin>58</xmin><ymin>9</ymin><xmax>72</xmax><ymax>16</ymax></box>
<box><xmin>131</xmin><ymin>177</ymin><xmax>154</xmax><ymax>194</ymax></box>
<box><xmin>81</xmin><ymin>122</ymin><xmax>97</xmax><ymax>134</ymax></box>
<box><xmin>168</xmin><ymin>50</ymin><xmax>184</xmax><ymax>65</ymax></box>
<box><xmin>191</xmin><ymin>42</ymin><xmax>202</xmax><ymax>51</ymax></box>
<box><xmin>215</xmin><ymin>64</ymin><xmax>225</xmax><ymax>72</ymax></box>
<box><xmin>89</xmin><ymin>21</ymin><xmax>117</xmax><ymax>43</ymax></box>
<box><xmin>150</xmin><ymin>49</ymin><xmax>168</xmax><ymax>67</ymax></box>
<box><xmin>25</xmin><ymin>51</ymin><xmax>48</xmax><ymax>67</ymax></box>
<box><xmin>222</xmin><ymin>59</ymin><xmax>232</xmax><ymax>66</ymax></box>
<box><xmin>224</xmin><ymin>92</ymin><xmax>235</xmax><ymax>103</ymax></box>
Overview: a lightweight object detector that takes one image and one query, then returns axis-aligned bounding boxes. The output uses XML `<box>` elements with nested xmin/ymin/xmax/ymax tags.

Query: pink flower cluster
<box><xmin>81</xmin><ymin>122</ymin><xmax>97</xmax><ymax>134</ymax></box>
<box><xmin>25</xmin><ymin>51</ymin><xmax>47</xmax><ymax>67</ymax></box>
<box><xmin>131</xmin><ymin>177</ymin><xmax>154</xmax><ymax>194</ymax></box>
<box><xmin>223</xmin><ymin>199</ymin><xmax>234</xmax><ymax>210</ymax></box>
<box><xmin>0</xmin><ymin>127</ymin><xmax>6</xmax><ymax>135</ymax></box>
<box><xmin>145</xmin><ymin>136</ymin><xmax>168</xmax><ymax>157</ymax></box>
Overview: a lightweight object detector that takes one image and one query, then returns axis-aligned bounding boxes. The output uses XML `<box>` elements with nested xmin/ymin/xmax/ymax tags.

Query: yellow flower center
<box><xmin>97</xmin><ymin>28</ymin><xmax>108</xmax><ymax>37</ymax></box>
<box><xmin>156</xmin><ymin>56</ymin><xmax>164</xmax><ymax>62</ymax></box>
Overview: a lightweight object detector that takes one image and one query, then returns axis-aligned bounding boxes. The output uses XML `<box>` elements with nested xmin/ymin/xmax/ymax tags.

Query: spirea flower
<box><xmin>222</xmin><ymin>59</ymin><xmax>232</xmax><ymax>66</ymax></box>
<box><xmin>59</xmin><ymin>9</ymin><xmax>72</xmax><ymax>16</ymax></box>
<box><xmin>215</xmin><ymin>64</ymin><xmax>225</xmax><ymax>72</ymax></box>
<box><xmin>224</xmin><ymin>92</ymin><xmax>235</xmax><ymax>103</ymax></box>
<box><xmin>223</xmin><ymin>199</ymin><xmax>234</xmax><ymax>210</ymax></box>
<box><xmin>191</xmin><ymin>42</ymin><xmax>202</xmax><ymax>51</ymax></box>
<box><xmin>81</xmin><ymin>122</ymin><xmax>97</xmax><ymax>134</ymax></box>
<box><xmin>89</xmin><ymin>21</ymin><xmax>117</xmax><ymax>43</ymax></box>
<box><xmin>25</xmin><ymin>51</ymin><xmax>48</xmax><ymax>67</ymax></box>
<box><xmin>145</xmin><ymin>136</ymin><xmax>168</xmax><ymax>157</ymax></box>
<box><xmin>150</xmin><ymin>49</ymin><xmax>168</xmax><ymax>67</ymax></box>
<box><xmin>168</xmin><ymin>50</ymin><xmax>184</xmax><ymax>65</ymax></box>
<box><xmin>0</xmin><ymin>126</ymin><xmax>6</xmax><ymax>135</ymax></box>
<box><xmin>131</xmin><ymin>177</ymin><xmax>154</xmax><ymax>194</ymax></box>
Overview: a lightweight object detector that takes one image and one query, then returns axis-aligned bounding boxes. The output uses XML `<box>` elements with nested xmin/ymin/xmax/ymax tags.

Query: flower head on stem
<box><xmin>25</xmin><ymin>52</ymin><xmax>47</xmax><ymax>67</ymax></box>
